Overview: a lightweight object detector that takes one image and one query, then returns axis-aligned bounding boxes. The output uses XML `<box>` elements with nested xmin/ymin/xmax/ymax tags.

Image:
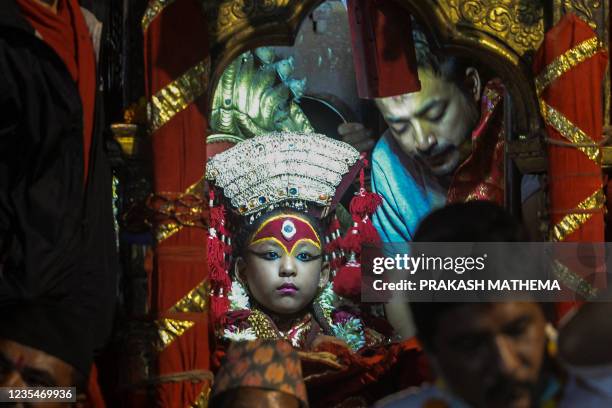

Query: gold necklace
<box><xmin>247</xmin><ymin>309</ymin><xmax>313</xmax><ymax>348</ymax></box>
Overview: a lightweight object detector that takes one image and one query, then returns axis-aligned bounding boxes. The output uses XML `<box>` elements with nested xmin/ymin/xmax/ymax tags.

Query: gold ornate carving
<box><xmin>554</xmin><ymin>0</ymin><xmax>602</xmax><ymax>29</ymax></box>
<box><xmin>203</xmin><ymin>0</ymin><xmax>292</xmax><ymax>43</ymax></box>
<box><xmin>439</xmin><ymin>0</ymin><xmax>544</xmax><ymax>56</ymax></box>
<box><xmin>202</xmin><ymin>0</ymin><xmax>321</xmax><ymax>106</ymax></box>
<box><xmin>209</xmin><ymin>49</ymin><xmax>313</xmax><ymax>143</ymax></box>
<box><xmin>142</xmin><ymin>0</ymin><xmax>177</xmax><ymax>32</ymax></box>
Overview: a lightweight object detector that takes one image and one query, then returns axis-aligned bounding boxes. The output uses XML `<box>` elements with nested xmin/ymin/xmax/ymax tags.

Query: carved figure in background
<box><xmin>208</xmin><ymin>47</ymin><xmax>314</xmax><ymax>145</ymax></box>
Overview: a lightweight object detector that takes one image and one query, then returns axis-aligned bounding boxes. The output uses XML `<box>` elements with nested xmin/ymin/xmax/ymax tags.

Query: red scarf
<box><xmin>16</xmin><ymin>0</ymin><xmax>96</xmax><ymax>183</ymax></box>
<box><xmin>447</xmin><ymin>79</ymin><xmax>506</xmax><ymax>204</ymax></box>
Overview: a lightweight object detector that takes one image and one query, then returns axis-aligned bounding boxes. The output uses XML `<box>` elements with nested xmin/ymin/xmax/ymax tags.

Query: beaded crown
<box><xmin>206</xmin><ymin>132</ymin><xmax>361</xmax><ymax>219</ymax></box>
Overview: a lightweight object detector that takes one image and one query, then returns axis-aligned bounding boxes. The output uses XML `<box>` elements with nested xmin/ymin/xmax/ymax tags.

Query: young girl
<box><xmin>206</xmin><ymin>132</ymin><xmax>427</xmax><ymax>406</ymax></box>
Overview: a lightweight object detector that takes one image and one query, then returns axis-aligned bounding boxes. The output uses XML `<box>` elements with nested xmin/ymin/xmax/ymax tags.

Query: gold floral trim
<box><xmin>245</xmin><ymin>309</ymin><xmax>313</xmax><ymax>348</ymax></box>
<box><xmin>247</xmin><ymin>309</ymin><xmax>279</xmax><ymax>340</ymax></box>
<box><xmin>156</xmin><ymin>318</ymin><xmax>195</xmax><ymax>351</ymax></box>
<box><xmin>190</xmin><ymin>384</ymin><xmax>211</xmax><ymax>408</ymax></box>
<box><xmin>154</xmin><ymin>280</ymin><xmax>210</xmax><ymax>351</ymax></box>
<box><xmin>156</xmin><ymin>222</ymin><xmax>182</xmax><ymax>242</ymax></box>
<box><xmin>142</xmin><ymin>0</ymin><xmax>176</xmax><ymax>33</ymax></box>
<box><xmin>169</xmin><ymin>280</ymin><xmax>210</xmax><ymax>314</ymax></box>
<box><xmin>148</xmin><ymin>58</ymin><xmax>211</xmax><ymax>134</ymax></box>
<box><xmin>539</xmin><ymin>100</ymin><xmax>601</xmax><ymax>164</ymax></box>
<box><xmin>535</xmin><ymin>37</ymin><xmax>604</xmax><ymax>96</ymax></box>
<box><xmin>550</xmin><ymin>189</ymin><xmax>605</xmax><ymax>242</ymax></box>
<box><xmin>156</xmin><ymin>176</ymin><xmax>207</xmax><ymax>242</ymax></box>
<box><xmin>551</xmin><ymin>259</ymin><xmax>598</xmax><ymax>300</ymax></box>
<box><xmin>185</xmin><ymin>175</ymin><xmax>206</xmax><ymax>196</ymax></box>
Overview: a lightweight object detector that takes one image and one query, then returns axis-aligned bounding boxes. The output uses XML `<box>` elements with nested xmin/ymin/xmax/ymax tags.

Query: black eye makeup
<box><xmin>296</xmin><ymin>252</ymin><xmax>322</xmax><ymax>262</ymax></box>
<box><xmin>250</xmin><ymin>250</ymin><xmax>281</xmax><ymax>261</ymax></box>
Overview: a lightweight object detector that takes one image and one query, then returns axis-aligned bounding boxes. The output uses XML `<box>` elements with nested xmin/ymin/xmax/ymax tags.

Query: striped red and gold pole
<box><xmin>143</xmin><ymin>0</ymin><xmax>212</xmax><ymax>406</ymax></box>
<box><xmin>533</xmin><ymin>14</ymin><xmax>608</xmax><ymax>319</ymax></box>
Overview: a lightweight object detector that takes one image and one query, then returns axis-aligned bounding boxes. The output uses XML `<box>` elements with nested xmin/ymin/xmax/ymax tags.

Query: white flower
<box><xmin>223</xmin><ymin>326</ymin><xmax>257</xmax><ymax>342</ymax></box>
<box><xmin>229</xmin><ymin>280</ymin><xmax>250</xmax><ymax>310</ymax></box>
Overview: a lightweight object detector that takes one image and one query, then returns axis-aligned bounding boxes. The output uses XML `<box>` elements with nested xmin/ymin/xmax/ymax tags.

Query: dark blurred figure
<box><xmin>410</xmin><ymin>200</ymin><xmax>528</xmax><ymax>242</ymax></box>
<box><xmin>211</xmin><ymin>339</ymin><xmax>308</xmax><ymax>408</ymax></box>
<box><xmin>0</xmin><ymin>302</ymin><xmax>92</xmax><ymax>407</ymax></box>
<box><xmin>0</xmin><ymin>0</ymin><xmax>117</xmax><ymax>352</ymax></box>
<box><xmin>0</xmin><ymin>1</ymin><xmax>118</xmax><ymax>406</ymax></box>
<box><xmin>376</xmin><ymin>201</ymin><xmax>612</xmax><ymax>407</ymax></box>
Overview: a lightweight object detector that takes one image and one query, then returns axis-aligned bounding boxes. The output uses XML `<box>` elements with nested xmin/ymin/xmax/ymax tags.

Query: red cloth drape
<box><xmin>346</xmin><ymin>0</ymin><xmax>420</xmax><ymax>98</ymax></box>
<box><xmin>16</xmin><ymin>0</ymin><xmax>96</xmax><ymax>182</ymax></box>
<box><xmin>143</xmin><ymin>0</ymin><xmax>211</xmax><ymax>406</ymax></box>
<box><xmin>533</xmin><ymin>14</ymin><xmax>608</xmax><ymax>319</ymax></box>
<box><xmin>447</xmin><ymin>80</ymin><xmax>505</xmax><ymax>204</ymax></box>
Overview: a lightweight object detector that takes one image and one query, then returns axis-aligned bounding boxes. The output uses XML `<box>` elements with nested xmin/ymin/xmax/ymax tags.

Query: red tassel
<box><xmin>330</xmin><ymin>253</ymin><xmax>345</xmax><ymax>271</ymax></box>
<box><xmin>350</xmin><ymin>189</ymin><xmax>383</xmax><ymax>219</ymax></box>
<box><xmin>325</xmin><ymin>216</ymin><xmax>342</xmax><ymax>253</ymax></box>
<box><xmin>207</xmin><ymin>237</ymin><xmax>225</xmax><ymax>281</ymax></box>
<box><xmin>327</xmin><ymin>235</ymin><xmax>342</xmax><ymax>254</ymax></box>
<box><xmin>328</xmin><ymin>215</ymin><xmax>341</xmax><ymax>233</ymax></box>
<box><xmin>360</xmin><ymin>217</ymin><xmax>381</xmax><ymax>245</ymax></box>
<box><xmin>333</xmin><ymin>262</ymin><xmax>362</xmax><ymax>300</ymax></box>
<box><xmin>211</xmin><ymin>294</ymin><xmax>230</xmax><ymax>326</ymax></box>
<box><xmin>342</xmin><ymin>226</ymin><xmax>362</xmax><ymax>253</ymax></box>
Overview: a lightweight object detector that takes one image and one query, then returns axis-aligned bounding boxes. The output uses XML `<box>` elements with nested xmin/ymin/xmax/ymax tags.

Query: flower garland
<box><xmin>228</xmin><ymin>280</ymin><xmax>250</xmax><ymax>311</ymax></box>
<box><xmin>222</xmin><ymin>280</ymin><xmax>366</xmax><ymax>350</ymax></box>
<box><xmin>221</xmin><ymin>281</ymin><xmax>254</xmax><ymax>342</ymax></box>
<box><xmin>316</xmin><ymin>283</ymin><xmax>366</xmax><ymax>351</ymax></box>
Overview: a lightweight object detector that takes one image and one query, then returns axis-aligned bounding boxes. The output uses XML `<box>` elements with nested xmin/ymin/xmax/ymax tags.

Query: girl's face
<box><xmin>237</xmin><ymin>214</ymin><xmax>329</xmax><ymax>316</ymax></box>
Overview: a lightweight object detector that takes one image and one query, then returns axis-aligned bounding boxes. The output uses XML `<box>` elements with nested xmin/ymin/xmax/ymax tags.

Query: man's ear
<box><xmin>319</xmin><ymin>261</ymin><xmax>330</xmax><ymax>288</ymax></box>
<box><xmin>465</xmin><ymin>67</ymin><xmax>482</xmax><ymax>103</ymax></box>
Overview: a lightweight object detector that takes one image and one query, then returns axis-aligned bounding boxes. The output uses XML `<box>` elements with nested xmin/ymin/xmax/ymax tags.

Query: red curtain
<box><xmin>533</xmin><ymin>14</ymin><xmax>608</xmax><ymax>319</ymax></box>
<box><xmin>143</xmin><ymin>0</ymin><xmax>211</xmax><ymax>406</ymax></box>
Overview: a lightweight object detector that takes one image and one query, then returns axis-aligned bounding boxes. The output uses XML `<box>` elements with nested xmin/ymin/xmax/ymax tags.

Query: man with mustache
<box><xmin>376</xmin><ymin>202</ymin><xmax>612</xmax><ymax>407</ymax></box>
<box><xmin>371</xmin><ymin>29</ymin><xmax>507</xmax><ymax>243</ymax></box>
